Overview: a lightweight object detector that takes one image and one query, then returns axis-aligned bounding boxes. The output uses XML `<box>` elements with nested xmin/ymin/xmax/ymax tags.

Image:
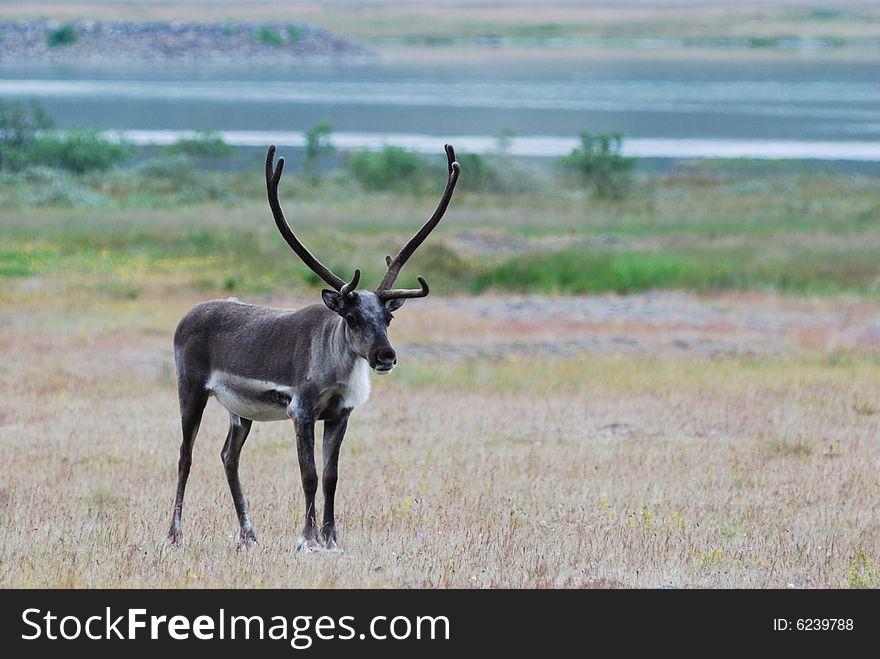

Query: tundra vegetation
<box><xmin>1</xmin><ymin>106</ymin><xmax>879</xmax><ymax>587</ymax></box>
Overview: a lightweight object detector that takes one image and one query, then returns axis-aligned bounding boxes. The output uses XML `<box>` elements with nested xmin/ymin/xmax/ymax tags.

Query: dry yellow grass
<box><xmin>1</xmin><ymin>284</ymin><xmax>879</xmax><ymax>588</ymax></box>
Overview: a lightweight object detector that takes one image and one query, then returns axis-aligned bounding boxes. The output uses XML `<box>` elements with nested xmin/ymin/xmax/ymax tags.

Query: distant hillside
<box><xmin>0</xmin><ymin>20</ymin><xmax>375</xmax><ymax>63</ymax></box>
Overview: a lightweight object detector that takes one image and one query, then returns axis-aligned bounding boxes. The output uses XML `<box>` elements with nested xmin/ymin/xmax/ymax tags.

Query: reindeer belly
<box><xmin>206</xmin><ymin>371</ymin><xmax>293</xmax><ymax>422</ymax></box>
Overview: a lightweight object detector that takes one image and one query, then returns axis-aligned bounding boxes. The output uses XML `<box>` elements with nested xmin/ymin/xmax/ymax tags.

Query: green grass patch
<box><xmin>0</xmin><ymin>246</ymin><xmax>59</xmax><ymax>277</ymax></box>
<box><xmin>472</xmin><ymin>245</ymin><xmax>880</xmax><ymax>296</ymax></box>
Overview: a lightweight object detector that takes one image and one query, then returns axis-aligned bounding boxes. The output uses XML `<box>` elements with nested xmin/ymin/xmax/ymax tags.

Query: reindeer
<box><xmin>165</xmin><ymin>144</ymin><xmax>460</xmax><ymax>551</ymax></box>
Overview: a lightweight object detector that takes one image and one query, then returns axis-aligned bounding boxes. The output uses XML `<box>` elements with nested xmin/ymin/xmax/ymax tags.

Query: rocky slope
<box><xmin>0</xmin><ymin>20</ymin><xmax>375</xmax><ymax>64</ymax></box>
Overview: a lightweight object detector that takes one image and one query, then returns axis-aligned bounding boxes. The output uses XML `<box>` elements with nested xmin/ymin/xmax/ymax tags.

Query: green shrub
<box><xmin>303</xmin><ymin>120</ymin><xmax>334</xmax><ymax>181</ymax></box>
<box><xmin>455</xmin><ymin>153</ymin><xmax>503</xmax><ymax>192</ymax></box>
<box><xmin>287</xmin><ymin>25</ymin><xmax>302</xmax><ymax>43</ymax></box>
<box><xmin>255</xmin><ymin>26</ymin><xmax>283</xmax><ymax>46</ymax></box>
<box><xmin>558</xmin><ymin>131</ymin><xmax>635</xmax><ymax>199</ymax></box>
<box><xmin>0</xmin><ymin>99</ymin><xmax>54</xmax><ymax>171</ymax></box>
<box><xmin>0</xmin><ymin>145</ymin><xmax>33</xmax><ymax>172</ymax></box>
<box><xmin>349</xmin><ymin>146</ymin><xmax>441</xmax><ymax>192</ymax></box>
<box><xmin>1</xmin><ymin>101</ymin><xmax>129</xmax><ymax>173</ymax></box>
<box><xmin>47</xmin><ymin>24</ymin><xmax>78</xmax><ymax>47</ymax></box>
<box><xmin>165</xmin><ymin>129</ymin><xmax>234</xmax><ymax>164</ymax></box>
<box><xmin>28</xmin><ymin>130</ymin><xmax>132</xmax><ymax>173</ymax></box>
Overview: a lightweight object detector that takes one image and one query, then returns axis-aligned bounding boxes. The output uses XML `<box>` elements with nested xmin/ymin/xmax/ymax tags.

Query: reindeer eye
<box><xmin>345</xmin><ymin>314</ymin><xmax>357</xmax><ymax>327</ymax></box>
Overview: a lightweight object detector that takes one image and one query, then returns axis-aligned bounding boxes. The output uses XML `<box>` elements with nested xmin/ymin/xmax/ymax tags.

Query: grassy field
<box><xmin>2</xmin><ymin>168</ymin><xmax>880</xmax><ymax>298</ymax></box>
<box><xmin>1</xmin><ymin>282</ymin><xmax>879</xmax><ymax>588</ymax></box>
<box><xmin>1</xmin><ymin>166</ymin><xmax>880</xmax><ymax>587</ymax></box>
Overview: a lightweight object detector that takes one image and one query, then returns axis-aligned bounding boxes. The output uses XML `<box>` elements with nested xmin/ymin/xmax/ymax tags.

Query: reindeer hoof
<box><xmin>162</xmin><ymin>533</ymin><xmax>184</xmax><ymax>550</ymax></box>
<box><xmin>321</xmin><ymin>530</ymin><xmax>343</xmax><ymax>553</ymax></box>
<box><xmin>296</xmin><ymin>535</ymin><xmax>322</xmax><ymax>553</ymax></box>
<box><xmin>237</xmin><ymin>535</ymin><xmax>259</xmax><ymax>551</ymax></box>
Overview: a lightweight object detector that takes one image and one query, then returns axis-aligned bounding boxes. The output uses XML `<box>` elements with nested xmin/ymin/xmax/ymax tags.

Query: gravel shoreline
<box><xmin>0</xmin><ymin>20</ymin><xmax>375</xmax><ymax>64</ymax></box>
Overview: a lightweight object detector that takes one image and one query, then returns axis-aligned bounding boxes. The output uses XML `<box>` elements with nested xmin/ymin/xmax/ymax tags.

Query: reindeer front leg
<box><xmin>321</xmin><ymin>411</ymin><xmax>350</xmax><ymax>551</ymax></box>
<box><xmin>292</xmin><ymin>412</ymin><xmax>321</xmax><ymax>551</ymax></box>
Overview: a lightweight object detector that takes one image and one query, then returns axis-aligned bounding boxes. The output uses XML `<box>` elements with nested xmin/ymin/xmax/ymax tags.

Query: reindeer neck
<box><xmin>327</xmin><ymin>312</ymin><xmax>361</xmax><ymax>375</ymax></box>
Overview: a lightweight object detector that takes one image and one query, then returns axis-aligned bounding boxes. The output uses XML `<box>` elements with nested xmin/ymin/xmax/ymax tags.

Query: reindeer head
<box><xmin>265</xmin><ymin>144</ymin><xmax>461</xmax><ymax>374</ymax></box>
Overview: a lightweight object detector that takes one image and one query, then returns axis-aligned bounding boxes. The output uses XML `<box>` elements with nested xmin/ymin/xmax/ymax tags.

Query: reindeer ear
<box><xmin>385</xmin><ymin>298</ymin><xmax>406</xmax><ymax>312</ymax></box>
<box><xmin>321</xmin><ymin>289</ymin><xmax>345</xmax><ymax>314</ymax></box>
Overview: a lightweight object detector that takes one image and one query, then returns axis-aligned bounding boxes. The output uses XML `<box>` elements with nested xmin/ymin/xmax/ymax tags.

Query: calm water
<box><xmin>1</xmin><ymin>55</ymin><xmax>878</xmax><ymax>161</ymax></box>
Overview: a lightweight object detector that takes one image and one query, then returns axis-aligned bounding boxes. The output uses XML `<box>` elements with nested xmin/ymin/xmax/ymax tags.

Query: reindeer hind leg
<box><xmin>221</xmin><ymin>413</ymin><xmax>257</xmax><ymax>548</ymax></box>
<box><xmin>166</xmin><ymin>387</ymin><xmax>208</xmax><ymax>547</ymax></box>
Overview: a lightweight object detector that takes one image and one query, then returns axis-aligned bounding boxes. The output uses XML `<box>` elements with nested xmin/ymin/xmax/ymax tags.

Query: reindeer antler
<box><xmin>266</xmin><ymin>145</ymin><xmax>359</xmax><ymax>294</ymax></box>
<box><xmin>375</xmin><ymin>144</ymin><xmax>461</xmax><ymax>300</ymax></box>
